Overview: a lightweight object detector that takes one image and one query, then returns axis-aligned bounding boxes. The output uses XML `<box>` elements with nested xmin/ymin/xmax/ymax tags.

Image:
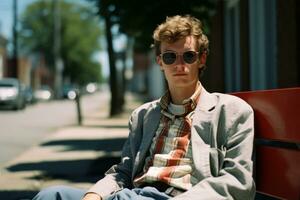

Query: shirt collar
<box><xmin>159</xmin><ymin>81</ymin><xmax>202</xmax><ymax>116</ymax></box>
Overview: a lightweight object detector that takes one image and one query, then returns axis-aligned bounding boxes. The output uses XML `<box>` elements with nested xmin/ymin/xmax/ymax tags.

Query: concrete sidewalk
<box><xmin>0</xmin><ymin>93</ymin><xmax>142</xmax><ymax>200</ymax></box>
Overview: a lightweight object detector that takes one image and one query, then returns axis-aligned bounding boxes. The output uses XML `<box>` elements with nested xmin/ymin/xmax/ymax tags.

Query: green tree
<box><xmin>19</xmin><ymin>0</ymin><xmax>103</xmax><ymax>85</ymax></box>
<box><xmin>95</xmin><ymin>0</ymin><xmax>216</xmax><ymax>52</ymax></box>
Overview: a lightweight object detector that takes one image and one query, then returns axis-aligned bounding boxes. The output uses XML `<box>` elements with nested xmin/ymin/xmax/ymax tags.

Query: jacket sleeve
<box><xmin>86</xmin><ymin>109</ymin><xmax>140</xmax><ymax>198</ymax></box>
<box><xmin>173</xmin><ymin>100</ymin><xmax>256</xmax><ymax>200</ymax></box>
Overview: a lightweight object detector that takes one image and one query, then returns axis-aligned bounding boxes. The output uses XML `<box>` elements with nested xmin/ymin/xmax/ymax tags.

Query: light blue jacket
<box><xmin>88</xmin><ymin>88</ymin><xmax>256</xmax><ymax>200</ymax></box>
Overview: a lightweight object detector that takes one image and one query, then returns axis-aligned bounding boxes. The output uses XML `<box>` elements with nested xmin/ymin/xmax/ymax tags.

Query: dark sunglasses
<box><xmin>160</xmin><ymin>51</ymin><xmax>200</xmax><ymax>65</ymax></box>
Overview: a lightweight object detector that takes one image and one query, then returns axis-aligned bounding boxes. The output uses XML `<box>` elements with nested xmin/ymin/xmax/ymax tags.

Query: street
<box><xmin>0</xmin><ymin>89</ymin><xmax>109</xmax><ymax>167</ymax></box>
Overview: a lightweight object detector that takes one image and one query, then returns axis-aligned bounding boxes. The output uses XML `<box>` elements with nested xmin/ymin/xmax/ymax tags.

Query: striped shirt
<box><xmin>133</xmin><ymin>83</ymin><xmax>201</xmax><ymax>190</ymax></box>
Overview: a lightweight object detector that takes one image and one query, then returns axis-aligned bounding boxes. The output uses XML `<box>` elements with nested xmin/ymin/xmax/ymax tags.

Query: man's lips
<box><xmin>173</xmin><ymin>73</ymin><xmax>187</xmax><ymax>76</ymax></box>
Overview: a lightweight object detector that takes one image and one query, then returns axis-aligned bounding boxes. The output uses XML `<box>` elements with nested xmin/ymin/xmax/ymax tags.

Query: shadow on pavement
<box><xmin>0</xmin><ymin>190</ymin><xmax>38</xmax><ymax>200</ymax></box>
<box><xmin>8</xmin><ymin>157</ymin><xmax>117</xmax><ymax>179</ymax></box>
<box><xmin>41</xmin><ymin>138</ymin><xmax>127</xmax><ymax>152</ymax></box>
<box><xmin>6</xmin><ymin>137</ymin><xmax>125</xmax><ymax>178</ymax></box>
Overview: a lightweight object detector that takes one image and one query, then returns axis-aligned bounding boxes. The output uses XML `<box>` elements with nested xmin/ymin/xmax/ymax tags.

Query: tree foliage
<box><xmin>95</xmin><ymin>0</ymin><xmax>217</xmax><ymax>52</ymax></box>
<box><xmin>19</xmin><ymin>0</ymin><xmax>103</xmax><ymax>85</ymax></box>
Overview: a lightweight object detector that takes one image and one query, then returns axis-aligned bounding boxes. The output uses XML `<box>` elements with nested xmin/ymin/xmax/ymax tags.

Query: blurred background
<box><xmin>0</xmin><ymin>0</ymin><xmax>299</xmax><ymax>115</ymax></box>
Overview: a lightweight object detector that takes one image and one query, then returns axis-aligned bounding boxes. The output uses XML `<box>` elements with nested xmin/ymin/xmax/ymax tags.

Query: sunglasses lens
<box><xmin>162</xmin><ymin>52</ymin><xmax>176</xmax><ymax>65</ymax></box>
<box><xmin>183</xmin><ymin>51</ymin><xmax>197</xmax><ymax>64</ymax></box>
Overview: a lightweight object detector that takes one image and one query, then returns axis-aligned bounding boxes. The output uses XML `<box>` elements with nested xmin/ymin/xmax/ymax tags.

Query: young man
<box><xmin>33</xmin><ymin>15</ymin><xmax>255</xmax><ymax>200</ymax></box>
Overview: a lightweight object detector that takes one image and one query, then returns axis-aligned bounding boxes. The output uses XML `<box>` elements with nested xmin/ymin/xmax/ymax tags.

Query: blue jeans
<box><xmin>32</xmin><ymin>185</ymin><xmax>171</xmax><ymax>200</ymax></box>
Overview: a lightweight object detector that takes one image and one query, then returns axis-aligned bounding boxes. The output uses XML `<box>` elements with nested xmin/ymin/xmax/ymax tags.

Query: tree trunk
<box><xmin>104</xmin><ymin>15</ymin><xmax>122</xmax><ymax>116</ymax></box>
<box><xmin>119</xmin><ymin>51</ymin><xmax>126</xmax><ymax>108</ymax></box>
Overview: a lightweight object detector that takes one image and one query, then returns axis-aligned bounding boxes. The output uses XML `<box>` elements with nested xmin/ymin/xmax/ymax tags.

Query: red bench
<box><xmin>232</xmin><ymin>87</ymin><xmax>300</xmax><ymax>200</ymax></box>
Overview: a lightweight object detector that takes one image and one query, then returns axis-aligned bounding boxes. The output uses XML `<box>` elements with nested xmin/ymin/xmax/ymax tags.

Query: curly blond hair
<box><xmin>153</xmin><ymin>15</ymin><xmax>209</xmax><ymax>56</ymax></box>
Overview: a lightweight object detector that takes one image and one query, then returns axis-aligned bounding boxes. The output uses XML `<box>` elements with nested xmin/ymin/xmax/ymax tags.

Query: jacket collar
<box><xmin>196</xmin><ymin>86</ymin><xmax>218</xmax><ymax>112</ymax></box>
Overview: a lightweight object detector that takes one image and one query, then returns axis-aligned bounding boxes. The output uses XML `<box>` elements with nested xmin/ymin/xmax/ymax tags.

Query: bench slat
<box><xmin>255</xmin><ymin>146</ymin><xmax>300</xmax><ymax>199</ymax></box>
<box><xmin>233</xmin><ymin>87</ymin><xmax>300</xmax><ymax>142</ymax></box>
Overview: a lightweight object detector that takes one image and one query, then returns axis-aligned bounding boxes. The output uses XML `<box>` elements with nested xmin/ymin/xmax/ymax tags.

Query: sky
<box><xmin>0</xmin><ymin>0</ymin><xmax>38</xmax><ymax>38</ymax></box>
<box><xmin>0</xmin><ymin>0</ymin><xmax>114</xmax><ymax>78</ymax></box>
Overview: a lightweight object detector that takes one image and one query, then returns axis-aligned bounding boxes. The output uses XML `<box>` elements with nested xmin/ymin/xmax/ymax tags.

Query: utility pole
<box><xmin>12</xmin><ymin>0</ymin><xmax>18</xmax><ymax>78</ymax></box>
<box><xmin>53</xmin><ymin>0</ymin><xmax>64</xmax><ymax>98</ymax></box>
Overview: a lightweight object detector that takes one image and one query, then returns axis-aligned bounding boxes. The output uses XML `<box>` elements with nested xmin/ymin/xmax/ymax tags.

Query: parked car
<box><xmin>0</xmin><ymin>78</ymin><xmax>26</xmax><ymax>110</ymax></box>
<box><xmin>34</xmin><ymin>86</ymin><xmax>53</xmax><ymax>101</ymax></box>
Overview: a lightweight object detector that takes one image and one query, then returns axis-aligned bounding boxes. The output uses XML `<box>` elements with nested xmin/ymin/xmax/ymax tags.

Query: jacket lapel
<box><xmin>192</xmin><ymin>87</ymin><xmax>217</xmax><ymax>145</ymax></box>
<box><xmin>197</xmin><ymin>87</ymin><xmax>217</xmax><ymax>112</ymax></box>
<box><xmin>191</xmin><ymin>87</ymin><xmax>218</xmax><ymax>178</ymax></box>
<box><xmin>132</xmin><ymin>105</ymin><xmax>161</xmax><ymax>177</ymax></box>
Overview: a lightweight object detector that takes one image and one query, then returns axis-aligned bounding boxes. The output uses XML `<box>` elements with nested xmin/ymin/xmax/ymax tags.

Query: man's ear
<box><xmin>156</xmin><ymin>56</ymin><xmax>163</xmax><ymax>70</ymax></box>
<box><xmin>199</xmin><ymin>52</ymin><xmax>207</xmax><ymax>66</ymax></box>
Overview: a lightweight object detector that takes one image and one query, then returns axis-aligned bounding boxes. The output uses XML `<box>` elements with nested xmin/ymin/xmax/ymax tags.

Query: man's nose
<box><xmin>175</xmin><ymin>55</ymin><xmax>185</xmax><ymax>71</ymax></box>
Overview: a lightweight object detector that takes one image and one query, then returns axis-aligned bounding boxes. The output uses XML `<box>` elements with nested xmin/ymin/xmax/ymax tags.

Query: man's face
<box><xmin>157</xmin><ymin>36</ymin><xmax>202</xmax><ymax>89</ymax></box>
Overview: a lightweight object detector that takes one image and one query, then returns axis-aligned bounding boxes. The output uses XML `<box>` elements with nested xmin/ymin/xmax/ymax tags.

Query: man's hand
<box><xmin>82</xmin><ymin>193</ymin><xmax>102</xmax><ymax>200</ymax></box>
